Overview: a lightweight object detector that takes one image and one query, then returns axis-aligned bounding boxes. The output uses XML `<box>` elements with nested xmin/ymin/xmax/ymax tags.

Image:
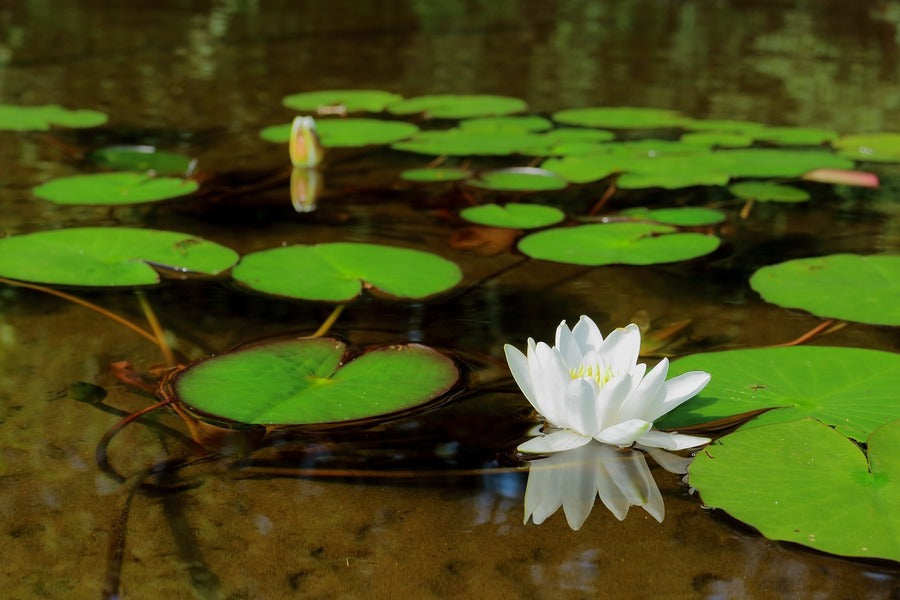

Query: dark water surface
<box><xmin>1</xmin><ymin>1</ymin><xmax>899</xmax><ymax>598</ymax></box>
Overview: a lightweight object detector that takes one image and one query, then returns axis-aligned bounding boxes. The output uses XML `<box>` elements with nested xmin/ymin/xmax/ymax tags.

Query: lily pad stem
<box><xmin>770</xmin><ymin>319</ymin><xmax>844</xmax><ymax>347</ymax></box>
<box><xmin>308</xmin><ymin>304</ymin><xmax>346</xmax><ymax>338</ymax></box>
<box><xmin>739</xmin><ymin>198</ymin><xmax>755</xmax><ymax>219</ymax></box>
<box><xmin>136</xmin><ymin>290</ymin><xmax>176</xmax><ymax>366</ymax></box>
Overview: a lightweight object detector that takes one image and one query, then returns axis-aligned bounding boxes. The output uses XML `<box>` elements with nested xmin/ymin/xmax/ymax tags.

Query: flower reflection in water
<box><xmin>522</xmin><ymin>441</ymin><xmax>692</xmax><ymax>530</ymax></box>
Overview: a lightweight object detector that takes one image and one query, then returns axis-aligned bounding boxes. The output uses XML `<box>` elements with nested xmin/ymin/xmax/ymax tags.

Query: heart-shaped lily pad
<box><xmin>232</xmin><ymin>242</ymin><xmax>462</xmax><ymax>302</ymax></box>
<box><xmin>460</xmin><ymin>203</ymin><xmax>565</xmax><ymax>229</ymax></box>
<box><xmin>689</xmin><ymin>418</ymin><xmax>900</xmax><ymax>562</ymax></box>
<box><xmin>282</xmin><ymin>89</ymin><xmax>403</xmax><ymax>113</ymax></box>
<box><xmin>260</xmin><ymin>118</ymin><xmax>419</xmax><ymax>147</ymax></box>
<box><xmin>467</xmin><ymin>167</ymin><xmax>568</xmax><ymax>191</ymax></box>
<box><xmin>618</xmin><ymin>207</ymin><xmax>726</xmax><ymax>226</ymax></box>
<box><xmin>388</xmin><ymin>94</ymin><xmax>527</xmax><ymax>119</ymax></box>
<box><xmin>729</xmin><ymin>181</ymin><xmax>810</xmax><ymax>203</ymax></box>
<box><xmin>400</xmin><ymin>167</ymin><xmax>470</xmax><ymax>182</ymax></box>
<box><xmin>0</xmin><ymin>227</ymin><xmax>239</xmax><ymax>286</ymax></box>
<box><xmin>552</xmin><ymin>107</ymin><xmax>686</xmax><ymax>129</ymax></box>
<box><xmin>174</xmin><ymin>338</ymin><xmax>459</xmax><ymax>425</ymax></box>
<box><xmin>89</xmin><ymin>146</ymin><xmax>196</xmax><ymax>177</ymax></box>
<box><xmin>33</xmin><ymin>172</ymin><xmax>198</xmax><ymax>205</ymax></box>
<box><xmin>0</xmin><ymin>104</ymin><xmax>108</xmax><ymax>131</ymax></box>
<box><xmin>518</xmin><ymin>223</ymin><xmax>720</xmax><ymax>266</ymax></box>
<box><xmin>750</xmin><ymin>254</ymin><xmax>900</xmax><ymax>326</ymax></box>
<box><xmin>833</xmin><ymin>133</ymin><xmax>900</xmax><ymax>163</ymax></box>
<box><xmin>392</xmin><ymin>129</ymin><xmax>551</xmax><ymax>156</ymax></box>
<box><xmin>658</xmin><ymin>346</ymin><xmax>900</xmax><ymax>442</ymax></box>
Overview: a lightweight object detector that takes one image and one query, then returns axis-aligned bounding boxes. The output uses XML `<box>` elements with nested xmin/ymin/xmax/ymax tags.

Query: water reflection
<box><xmin>523</xmin><ymin>441</ymin><xmax>690</xmax><ymax>530</ymax></box>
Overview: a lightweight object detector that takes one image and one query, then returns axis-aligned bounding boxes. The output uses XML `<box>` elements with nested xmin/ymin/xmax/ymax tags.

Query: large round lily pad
<box><xmin>174</xmin><ymin>338</ymin><xmax>459</xmax><ymax>425</ymax></box>
<box><xmin>233</xmin><ymin>243</ymin><xmax>462</xmax><ymax>302</ymax></box>
<box><xmin>33</xmin><ymin>172</ymin><xmax>198</xmax><ymax>205</ymax></box>
<box><xmin>518</xmin><ymin>223</ymin><xmax>720</xmax><ymax>266</ymax></box>
<box><xmin>388</xmin><ymin>94</ymin><xmax>527</xmax><ymax>119</ymax></box>
<box><xmin>260</xmin><ymin>118</ymin><xmax>419</xmax><ymax>147</ymax></box>
<box><xmin>0</xmin><ymin>227</ymin><xmax>239</xmax><ymax>286</ymax></box>
<box><xmin>658</xmin><ymin>346</ymin><xmax>900</xmax><ymax>442</ymax></box>
<box><xmin>750</xmin><ymin>254</ymin><xmax>900</xmax><ymax>326</ymax></box>
<box><xmin>282</xmin><ymin>89</ymin><xmax>403</xmax><ymax>113</ymax></box>
<box><xmin>0</xmin><ymin>104</ymin><xmax>108</xmax><ymax>131</ymax></box>
<box><xmin>552</xmin><ymin>107</ymin><xmax>686</xmax><ymax>129</ymax></box>
<box><xmin>689</xmin><ymin>418</ymin><xmax>900</xmax><ymax>562</ymax></box>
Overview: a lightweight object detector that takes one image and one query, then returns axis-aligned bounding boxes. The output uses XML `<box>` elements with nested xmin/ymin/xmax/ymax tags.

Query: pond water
<box><xmin>1</xmin><ymin>1</ymin><xmax>899</xmax><ymax>598</ymax></box>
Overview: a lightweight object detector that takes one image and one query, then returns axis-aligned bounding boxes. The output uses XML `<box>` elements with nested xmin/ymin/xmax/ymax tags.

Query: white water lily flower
<box><xmin>504</xmin><ymin>316</ymin><xmax>711</xmax><ymax>454</ymax></box>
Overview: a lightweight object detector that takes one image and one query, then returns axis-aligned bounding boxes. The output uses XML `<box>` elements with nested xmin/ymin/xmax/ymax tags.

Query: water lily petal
<box><xmin>561</xmin><ymin>444</ymin><xmax>602</xmax><ymax>530</ymax></box>
<box><xmin>636</xmin><ymin>429</ymin><xmax>710</xmax><ymax>451</ymax></box>
<box><xmin>603</xmin><ymin>445</ymin><xmax>664</xmax><ymax>522</ymax></box>
<box><xmin>554</xmin><ymin>320</ymin><xmax>584</xmax><ymax>371</ymax></box>
<box><xmin>523</xmin><ymin>457</ymin><xmax>565</xmax><ymax>524</ymax></box>
<box><xmin>636</xmin><ymin>443</ymin><xmax>693</xmax><ymax>474</ymax></box>
<box><xmin>617</xmin><ymin>358</ymin><xmax>668</xmax><ymax>421</ymax></box>
<box><xmin>645</xmin><ymin>370</ymin><xmax>711</xmax><ymax>421</ymax></box>
<box><xmin>562</xmin><ymin>377</ymin><xmax>599</xmax><ymax>436</ymax></box>
<box><xmin>595</xmin><ymin>444</ymin><xmax>631</xmax><ymax>520</ymax></box>
<box><xmin>528</xmin><ymin>341</ymin><xmax>569</xmax><ymax>423</ymax></box>
<box><xmin>595</xmin><ymin>418</ymin><xmax>651</xmax><ymax>446</ymax></box>
<box><xmin>599</xmin><ymin>323</ymin><xmax>641</xmax><ymax>377</ymax></box>
<box><xmin>518</xmin><ymin>429</ymin><xmax>592</xmax><ymax>454</ymax></box>
<box><xmin>594</xmin><ymin>372</ymin><xmax>634</xmax><ymax>430</ymax></box>
<box><xmin>572</xmin><ymin>315</ymin><xmax>604</xmax><ymax>354</ymax></box>
<box><xmin>504</xmin><ymin>343</ymin><xmax>538</xmax><ymax>408</ymax></box>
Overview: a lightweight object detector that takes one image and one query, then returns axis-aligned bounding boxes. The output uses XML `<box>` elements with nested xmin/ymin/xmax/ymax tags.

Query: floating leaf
<box><xmin>400</xmin><ymin>167</ymin><xmax>470</xmax><ymax>182</ymax></box>
<box><xmin>0</xmin><ymin>104</ymin><xmax>107</xmax><ymax>131</ymax></box>
<box><xmin>392</xmin><ymin>129</ymin><xmax>550</xmax><ymax>156</ymax></box>
<box><xmin>458</xmin><ymin>115</ymin><xmax>553</xmax><ymax>132</ymax></box>
<box><xmin>460</xmin><ymin>203</ymin><xmax>565</xmax><ymax>229</ymax></box>
<box><xmin>833</xmin><ymin>133</ymin><xmax>900</xmax><ymax>163</ymax></box>
<box><xmin>260</xmin><ymin>118</ymin><xmax>419</xmax><ymax>147</ymax></box>
<box><xmin>233</xmin><ymin>243</ymin><xmax>462</xmax><ymax>302</ymax></box>
<box><xmin>680</xmin><ymin>132</ymin><xmax>754</xmax><ymax>148</ymax></box>
<box><xmin>174</xmin><ymin>338</ymin><xmax>459</xmax><ymax>425</ymax></box>
<box><xmin>518</xmin><ymin>223</ymin><xmax>720</xmax><ymax>266</ymax></box>
<box><xmin>388</xmin><ymin>94</ymin><xmax>527</xmax><ymax>119</ymax></box>
<box><xmin>552</xmin><ymin>107</ymin><xmax>686</xmax><ymax>129</ymax></box>
<box><xmin>752</xmin><ymin>126</ymin><xmax>838</xmax><ymax>146</ymax></box>
<box><xmin>718</xmin><ymin>149</ymin><xmax>855</xmax><ymax>178</ymax></box>
<box><xmin>619</xmin><ymin>207</ymin><xmax>726</xmax><ymax>226</ymax></box>
<box><xmin>729</xmin><ymin>181</ymin><xmax>810</xmax><ymax>203</ymax></box>
<box><xmin>659</xmin><ymin>346</ymin><xmax>900</xmax><ymax>441</ymax></box>
<box><xmin>541</xmin><ymin>154</ymin><xmax>624</xmax><ymax>183</ymax></box>
<box><xmin>467</xmin><ymin>167</ymin><xmax>567</xmax><ymax>191</ymax></box>
<box><xmin>282</xmin><ymin>89</ymin><xmax>403</xmax><ymax>113</ymax></box>
<box><xmin>0</xmin><ymin>227</ymin><xmax>239</xmax><ymax>286</ymax></box>
<box><xmin>689</xmin><ymin>418</ymin><xmax>900</xmax><ymax>562</ymax></box>
<box><xmin>33</xmin><ymin>173</ymin><xmax>198</xmax><ymax>205</ymax></box>
<box><xmin>749</xmin><ymin>254</ymin><xmax>900</xmax><ymax>326</ymax></box>
<box><xmin>616</xmin><ymin>157</ymin><xmax>732</xmax><ymax>189</ymax></box>
<box><xmin>89</xmin><ymin>146</ymin><xmax>196</xmax><ymax>176</ymax></box>
<box><xmin>679</xmin><ymin>119</ymin><xmax>766</xmax><ymax>135</ymax></box>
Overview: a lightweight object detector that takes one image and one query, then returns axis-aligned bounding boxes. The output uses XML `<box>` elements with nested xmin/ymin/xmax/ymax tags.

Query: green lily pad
<box><xmin>680</xmin><ymin>119</ymin><xmax>766</xmax><ymax>135</ymax></box>
<box><xmin>729</xmin><ymin>181</ymin><xmax>810</xmax><ymax>203</ymax></box>
<box><xmin>0</xmin><ymin>227</ymin><xmax>239</xmax><ymax>287</ymax></box>
<box><xmin>833</xmin><ymin>133</ymin><xmax>900</xmax><ymax>163</ymax></box>
<box><xmin>0</xmin><ymin>104</ymin><xmax>108</xmax><ymax>131</ymax></box>
<box><xmin>552</xmin><ymin>106</ymin><xmax>686</xmax><ymax>129</ymax></box>
<box><xmin>260</xmin><ymin>118</ymin><xmax>419</xmax><ymax>147</ymax></box>
<box><xmin>619</xmin><ymin>207</ymin><xmax>726</xmax><ymax>226</ymax></box>
<box><xmin>400</xmin><ymin>167</ymin><xmax>470</xmax><ymax>182</ymax></box>
<box><xmin>680</xmin><ymin>132</ymin><xmax>754</xmax><ymax>148</ymax></box>
<box><xmin>174</xmin><ymin>338</ymin><xmax>459</xmax><ymax>425</ymax></box>
<box><xmin>458</xmin><ymin>115</ymin><xmax>553</xmax><ymax>132</ymax></box>
<box><xmin>388</xmin><ymin>94</ymin><xmax>527</xmax><ymax>119</ymax></box>
<box><xmin>460</xmin><ymin>203</ymin><xmax>565</xmax><ymax>229</ymax></box>
<box><xmin>689</xmin><ymin>418</ymin><xmax>900</xmax><ymax>562</ymax></box>
<box><xmin>392</xmin><ymin>129</ymin><xmax>550</xmax><ymax>156</ymax></box>
<box><xmin>467</xmin><ymin>167</ymin><xmax>568</xmax><ymax>191</ymax></box>
<box><xmin>717</xmin><ymin>149</ymin><xmax>855</xmax><ymax>178</ymax></box>
<box><xmin>749</xmin><ymin>254</ymin><xmax>900</xmax><ymax>326</ymax></box>
<box><xmin>89</xmin><ymin>146</ymin><xmax>196</xmax><ymax>177</ymax></box>
<box><xmin>233</xmin><ymin>243</ymin><xmax>462</xmax><ymax>302</ymax></box>
<box><xmin>616</xmin><ymin>157</ymin><xmax>732</xmax><ymax>189</ymax></box>
<box><xmin>33</xmin><ymin>172</ymin><xmax>198</xmax><ymax>206</ymax></box>
<box><xmin>518</xmin><ymin>223</ymin><xmax>720</xmax><ymax>266</ymax></box>
<box><xmin>282</xmin><ymin>89</ymin><xmax>403</xmax><ymax>113</ymax></box>
<box><xmin>658</xmin><ymin>346</ymin><xmax>900</xmax><ymax>442</ymax></box>
<box><xmin>541</xmin><ymin>154</ymin><xmax>624</xmax><ymax>183</ymax></box>
<box><xmin>752</xmin><ymin>126</ymin><xmax>838</xmax><ymax>146</ymax></box>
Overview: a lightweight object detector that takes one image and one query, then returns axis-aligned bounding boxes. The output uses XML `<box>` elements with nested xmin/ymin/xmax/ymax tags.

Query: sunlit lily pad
<box><xmin>619</xmin><ymin>207</ymin><xmax>726</xmax><ymax>226</ymax></box>
<box><xmin>174</xmin><ymin>338</ymin><xmax>459</xmax><ymax>425</ymax></box>
<box><xmin>689</xmin><ymin>418</ymin><xmax>900</xmax><ymax>562</ymax></box>
<box><xmin>679</xmin><ymin>119</ymin><xmax>766</xmax><ymax>135</ymax></box>
<box><xmin>282</xmin><ymin>89</ymin><xmax>403</xmax><ymax>113</ymax></box>
<box><xmin>518</xmin><ymin>223</ymin><xmax>720</xmax><ymax>266</ymax></box>
<box><xmin>460</xmin><ymin>203</ymin><xmax>565</xmax><ymax>229</ymax></box>
<box><xmin>0</xmin><ymin>227</ymin><xmax>239</xmax><ymax>286</ymax></box>
<box><xmin>33</xmin><ymin>172</ymin><xmax>198</xmax><ymax>205</ymax></box>
<box><xmin>541</xmin><ymin>154</ymin><xmax>625</xmax><ymax>183</ymax></box>
<box><xmin>400</xmin><ymin>167</ymin><xmax>470</xmax><ymax>182</ymax></box>
<box><xmin>616</xmin><ymin>157</ymin><xmax>732</xmax><ymax>189</ymax></box>
<box><xmin>233</xmin><ymin>243</ymin><xmax>462</xmax><ymax>302</ymax></box>
<box><xmin>680</xmin><ymin>132</ymin><xmax>754</xmax><ymax>148</ymax></box>
<box><xmin>749</xmin><ymin>254</ymin><xmax>900</xmax><ymax>325</ymax></box>
<box><xmin>388</xmin><ymin>94</ymin><xmax>527</xmax><ymax>119</ymax></box>
<box><xmin>729</xmin><ymin>181</ymin><xmax>810</xmax><ymax>203</ymax></box>
<box><xmin>260</xmin><ymin>118</ymin><xmax>419</xmax><ymax>147</ymax></box>
<box><xmin>719</xmin><ymin>149</ymin><xmax>855</xmax><ymax>177</ymax></box>
<box><xmin>392</xmin><ymin>129</ymin><xmax>550</xmax><ymax>156</ymax></box>
<box><xmin>752</xmin><ymin>126</ymin><xmax>838</xmax><ymax>146</ymax></box>
<box><xmin>833</xmin><ymin>133</ymin><xmax>900</xmax><ymax>163</ymax></box>
<box><xmin>0</xmin><ymin>104</ymin><xmax>108</xmax><ymax>131</ymax></box>
<box><xmin>458</xmin><ymin>115</ymin><xmax>553</xmax><ymax>132</ymax></box>
<box><xmin>89</xmin><ymin>146</ymin><xmax>196</xmax><ymax>176</ymax></box>
<box><xmin>552</xmin><ymin>107</ymin><xmax>686</xmax><ymax>129</ymax></box>
<box><xmin>467</xmin><ymin>167</ymin><xmax>567</xmax><ymax>191</ymax></box>
<box><xmin>658</xmin><ymin>346</ymin><xmax>900</xmax><ymax>441</ymax></box>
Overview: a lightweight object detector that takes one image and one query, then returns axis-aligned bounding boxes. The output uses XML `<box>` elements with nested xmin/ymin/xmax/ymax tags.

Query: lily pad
<box><xmin>680</xmin><ymin>132</ymin><xmax>754</xmax><ymax>148</ymax></box>
<box><xmin>460</xmin><ymin>203</ymin><xmax>565</xmax><ymax>229</ymax></box>
<box><xmin>282</xmin><ymin>89</ymin><xmax>403</xmax><ymax>113</ymax></box>
<box><xmin>388</xmin><ymin>94</ymin><xmax>527</xmax><ymax>119</ymax></box>
<box><xmin>458</xmin><ymin>115</ymin><xmax>553</xmax><ymax>132</ymax></box>
<box><xmin>749</xmin><ymin>254</ymin><xmax>900</xmax><ymax>325</ymax></box>
<box><xmin>89</xmin><ymin>146</ymin><xmax>196</xmax><ymax>176</ymax></box>
<box><xmin>717</xmin><ymin>149</ymin><xmax>855</xmax><ymax>178</ymax></box>
<box><xmin>33</xmin><ymin>172</ymin><xmax>198</xmax><ymax>205</ymax></box>
<box><xmin>0</xmin><ymin>104</ymin><xmax>108</xmax><ymax>131</ymax></box>
<box><xmin>392</xmin><ymin>129</ymin><xmax>550</xmax><ymax>156</ymax></box>
<box><xmin>833</xmin><ymin>133</ymin><xmax>900</xmax><ymax>163</ymax></box>
<box><xmin>260</xmin><ymin>118</ymin><xmax>419</xmax><ymax>147</ymax></box>
<box><xmin>518</xmin><ymin>223</ymin><xmax>720</xmax><ymax>266</ymax></box>
<box><xmin>0</xmin><ymin>227</ymin><xmax>239</xmax><ymax>286</ymax></box>
<box><xmin>680</xmin><ymin>119</ymin><xmax>766</xmax><ymax>135</ymax></box>
<box><xmin>174</xmin><ymin>338</ymin><xmax>459</xmax><ymax>425</ymax></box>
<box><xmin>752</xmin><ymin>126</ymin><xmax>838</xmax><ymax>146</ymax></box>
<box><xmin>658</xmin><ymin>346</ymin><xmax>900</xmax><ymax>442</ymax></box>
<box><xmin>729</xmin><ymin>181</ymin><xmax>810</xmax><ymax>203</ymax></box>
<box><xmin>233</xmin><ymin>242</ymin><xmax>462</xmax><ymax>302</ymax></box>
<box><xmin>619</xmin><ymin>207</ymin><xmax>726</xmax><ymax>226</ymax></box>
<box><xmin>552</xmin><ymin>107</ymin><xmax>686</xmax><ymax>129</ymax></box>
<box><xmin>541</xmin><ymin>154</ymin><xmax>624</xmax><ymax>183</ymax></box>
<box><xmin>400</xmin><ymin>167</ymin><xmax>470</xmax><ymax>182</ymax></box>
<box><xmin>467</xmin><ymin>167</ymin><xmax>568</xmax><ymax>191</ymax></box>
<box><xmin>689</xmin><ymin>418</ymin><xmax>900</xmax><ymax>562</ymax></box>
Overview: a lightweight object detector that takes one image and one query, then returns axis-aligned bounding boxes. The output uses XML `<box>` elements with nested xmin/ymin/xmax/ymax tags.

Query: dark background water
<box><xmin>1</xmin><ymin>1</ymin><xmax>898</xmax><ymax>598</ymax></box>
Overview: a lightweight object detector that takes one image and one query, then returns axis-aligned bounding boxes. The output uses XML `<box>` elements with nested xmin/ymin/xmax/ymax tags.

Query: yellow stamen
<box><xmin>570</xmin><ymin>364</ymin><xmax>613</xmax><ymax>386</ymax></box>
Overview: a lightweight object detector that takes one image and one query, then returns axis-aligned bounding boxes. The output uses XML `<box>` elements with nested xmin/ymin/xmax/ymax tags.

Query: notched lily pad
<box><xmin>33</xmin><ymin>172</ymin><xmax>198</xmax><ymax>205</ymax></box>
<box><xmin>89</xmin><ymin>146</ymin><xmax>196</xmax><ymax>177</ymax></box>
<box><xmin>552</xmin><ymin>107</ymin><xmax>686</xmax><ymax>129</ymax></box>
<box><xmin>233</xmin><ymin>242</ymin><xmax>462</xmax><ymax>302</ymax></box>
<box><xmin>282</xmin><ymin>89</ymin><xmax>403</xmax><ymax>113</ymax></box>
<box><xmin>729</xmin><ymin>181</ymin><xmax>810</xmax><ymax>203</ymax></box>
<box><xmin>0</xmin><ymin>227</ymin><xmax>239</xmax><ymax>287</ymax></box>
<box><xmin>174</xmin><ymin>337</ymin><xmax>460</xmax><ymax>425</ymax></box>
<box><xmin>467</xmin><ymin>167</ymin><xmax>568</xmax><ymax>191</ymax></box>
<box><xmin>388</xmin><ymin>94</ymin><xmax>527</xmax><ymax>119</ymax></box>
<box><xmin>260</xmin><ymin>118</ymin><xmax>419</xmax><ymax>147</ymax></box>
<box><xmin>460</xmin><ymin>203</ymin><xmax>565</xmax><ymax>229</ymax></box>
<box><xmin>0</xmin><ymin>104</ymin><xmax>108</xmax><ymax>131</ymax></box>
<box><xmin>833</xmin><ymin>133</ymin><xmax>900</xmax><ymax>163</ymax></box>
<box><xmin>618</xmin><ymin>207</ymin><xmax>726</xmax><ymax>226</ymax></box>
